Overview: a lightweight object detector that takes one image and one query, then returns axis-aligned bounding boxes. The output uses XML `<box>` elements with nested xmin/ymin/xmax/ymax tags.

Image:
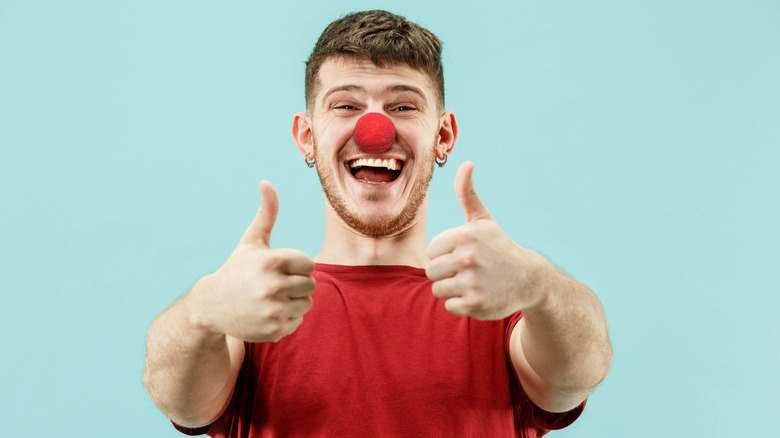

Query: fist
<box><xmin>425</xmin><ymin>163</ymin><xmax>550</xmax><ymax>320</ymax></box>
<box><xmin>191</xmin><ymin>181</ymin><xmax>316</xmax><ymax>342</ymax></box>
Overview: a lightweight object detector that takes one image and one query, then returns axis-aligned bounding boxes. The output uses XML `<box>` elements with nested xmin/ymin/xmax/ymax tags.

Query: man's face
<box><xmin>306</xmin><ymin>58</ymin><xmax>448</xmax><ymax>237</ymax></box>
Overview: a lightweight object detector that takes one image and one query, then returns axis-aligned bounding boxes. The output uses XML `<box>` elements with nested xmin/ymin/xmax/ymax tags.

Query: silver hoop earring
<box><xmin>435</xmin><ymin>152</ymin><xmax>448</xmax><ymax>168</ymax></box>
<box><xmin>304</xmin><ymin>152</ymin><xmax>316</xmax><ymax>168</ymax></box>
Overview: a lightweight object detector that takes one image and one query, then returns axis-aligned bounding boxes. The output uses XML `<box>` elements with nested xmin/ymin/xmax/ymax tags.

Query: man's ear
<box><xmin>436</xmin><ymin>111</ymin><xmax>458</xmax><ymax>160</ymax></box>
<box><xmin>292</xmin><ymin>112</ymin><xmax>313</xmax><ymax>157</ymax></box>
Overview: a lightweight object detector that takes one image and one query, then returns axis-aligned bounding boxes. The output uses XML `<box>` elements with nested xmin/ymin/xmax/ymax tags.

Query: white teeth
<box><xmin>349</xmin><ymin>158</ymin><xmax>402</xmax><ymax>170</ymax></box>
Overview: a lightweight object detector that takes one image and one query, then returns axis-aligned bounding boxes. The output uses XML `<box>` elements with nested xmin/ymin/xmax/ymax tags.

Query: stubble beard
<box><xmin>313</xmin><ymin>136</ymin><xmax>437</xmax><ymax>238</ymax></box>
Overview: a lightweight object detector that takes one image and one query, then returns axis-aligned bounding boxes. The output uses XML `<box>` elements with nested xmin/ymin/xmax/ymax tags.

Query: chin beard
<box><xmin>313</xmin><ymin>136</ymin><xmax>437</xmax><ymax>238</ymax></box>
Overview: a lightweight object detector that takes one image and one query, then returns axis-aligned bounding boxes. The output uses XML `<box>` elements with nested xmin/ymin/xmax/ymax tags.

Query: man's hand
<box><xmin>188</xmin><ymin>181</ymin><xmax>316</xmax><ymax>342</ymax></box>
<box><xmin>426</xmin><ymin>162</ymin><xmax>552</xmax><ymax>320</ymax></box>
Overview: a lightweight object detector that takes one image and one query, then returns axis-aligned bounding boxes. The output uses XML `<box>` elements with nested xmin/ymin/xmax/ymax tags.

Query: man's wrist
<box><xmin>182</xmin><ymin>274</ymin><xmax>227</xmax><ymax>344</ymax></box>
<box><xmin>515</xmin><ymin>248</ymin><xmax>575</xmax><ymax>319</ymax></box>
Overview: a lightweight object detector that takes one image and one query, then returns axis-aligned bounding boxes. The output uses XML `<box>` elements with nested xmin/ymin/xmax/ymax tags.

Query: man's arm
<box><xmin>508</xmin><ymin>265</ymin><xmax>611</xmax><ymax>412</ymax></box>
<box><xmin>426</xmin><ymin>162</ymin><xmax>612</xmax><ymax>412</ymax></box>
<box><xmin>143</xmin><ymin>182</ymin><xmax>316</xmax><ymax>427</ymax></box>
<box><xmin>143</xmin><ymin>282</ymin><xmax>246</xmax><ymax>428</ymax></box>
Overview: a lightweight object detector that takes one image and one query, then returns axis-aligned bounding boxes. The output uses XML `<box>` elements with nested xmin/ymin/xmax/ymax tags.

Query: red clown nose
<box><xmin>353</xmin><ymin>112</ymin><xmax>396</xmax><ymax>154</ymax></box>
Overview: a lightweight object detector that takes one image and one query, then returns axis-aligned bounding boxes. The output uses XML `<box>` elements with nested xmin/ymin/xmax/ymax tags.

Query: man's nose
<box><xmin>353</xmin><ymin>112</ymin><xmax>396</xmax><ymax>154</ymax></box>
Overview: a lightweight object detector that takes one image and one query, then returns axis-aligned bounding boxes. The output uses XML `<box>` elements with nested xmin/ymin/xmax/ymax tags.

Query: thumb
<box><xmin>454</xmin><ymin>162</ymin><xmax>492</xmax><ymax>223</ymax></box>
<box><xmin>239</xmin><ymin>181</ymin><xmax>279</xmax><ymax>247</ymax></box>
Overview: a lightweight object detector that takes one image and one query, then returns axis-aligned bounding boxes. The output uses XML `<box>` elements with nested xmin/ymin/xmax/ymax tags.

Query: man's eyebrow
<box><xmin>321</xmin><ymin>85</ymin><xmax>365</xmax><ymax>103</ymax></box>
<box><xmin>389</xmin><ymin>84</ymin><xmax>427</xmax><ymax>100</ymax></box>
<box><xmin>321</xmin><ymin>84</ymin><xmax>429</xmax><ymax>103</ymax></box>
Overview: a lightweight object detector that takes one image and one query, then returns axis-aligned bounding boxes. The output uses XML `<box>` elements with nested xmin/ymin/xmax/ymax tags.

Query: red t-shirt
<box><xmin>175</xmin><ymin>264</ymin><xmax>583</xmax><ymax>437</ymax></box>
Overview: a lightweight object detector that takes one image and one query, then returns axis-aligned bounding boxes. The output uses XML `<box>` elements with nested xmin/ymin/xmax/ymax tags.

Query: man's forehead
<box><xmin>314</xmin><ymin>57</ymin><xmax>436</xmax><ymax>102</ymax></box>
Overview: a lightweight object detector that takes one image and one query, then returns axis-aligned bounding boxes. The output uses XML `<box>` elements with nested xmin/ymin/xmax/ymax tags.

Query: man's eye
<box><xmin>392</xmin><ymin>105</ymin><xmax>417</xmax><ymax>112</ymax></box>
<box><xmin>336</xmin><ymin>105</ymin><xmax>359</xmax><ymax>110</ymax></box>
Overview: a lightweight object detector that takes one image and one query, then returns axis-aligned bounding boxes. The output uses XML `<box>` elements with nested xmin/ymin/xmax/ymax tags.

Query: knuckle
<box><xmin>263</xmin><ymin>278</ymin><xmax>285</xmax><ymax>296</ymax></box>
<box><xmin>270</xmin><ymin>317</ymin><xmax>303</xmax><ymax>343</ymax></box>
<box><xmin>460</xmin><ymin>294</ymin><xmax>485</xmax><ymax>312</ymax></box>
<box><xmin>301</xmin><ymin>297</ymin><xmax>314</xmax><ymax>313</ymax></box>
<box><xmin>431</xmin><ymin>282</ymin><xmax>445</xmax><ymax>298</ymax></box>
<box><xmin>457</xmin><ymin>251</ymin><xmax>478</xmax><ymax>269</ymax></box>
<box><xmin>445</xmin><ymin>299</ymin><xmax>468</xmax><ymax>317</ymax></box>
<box><xmin>292</xmin><ymin>250</ymin><xmax>316</xmax><ymax>268</ymax></box>
<box><xmin>264</xmin><ymin>321</ymin><xmax>283</xmax><ymax>338</ymax></box>
<box><xmin>454</xmin><ymin>228</ymin><xmax>477</xmax><ymax>245</ymax></box>
<box><xmin>289</xmin><ymin>316</ymin><xmax>304</xmax><ymax>331</ymax></box>
<box><xmin>261</xmin><ymin>301</ymin><xmax>285</xmax><ymax>320</ymax></box>
<box><xmin>260</xmin><ymin>252</ymin><xmax>285</xmax><ymax>271</ymax></box>
<box><xmin>459</xmin><ymin>271</ymin><xmax>480</xmax><ymax>291</ymax></box>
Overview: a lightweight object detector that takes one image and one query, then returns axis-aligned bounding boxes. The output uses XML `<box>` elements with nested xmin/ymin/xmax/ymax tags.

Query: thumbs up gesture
<box><xmin>190</xmin><ymin>181</ymin><xmax>316</xmax><ymax>342</ymax></box>
<box><xmin>426</xmin><ymin>163</ymin><xmax>551</xmax><ymax>320</ymax></box>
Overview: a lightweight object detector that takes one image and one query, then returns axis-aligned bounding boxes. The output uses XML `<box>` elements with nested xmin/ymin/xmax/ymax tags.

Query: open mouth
<box><xmin>348</xmin><ymin>157</ymin><xmax>404</xmax><ymax>184</ymax></box>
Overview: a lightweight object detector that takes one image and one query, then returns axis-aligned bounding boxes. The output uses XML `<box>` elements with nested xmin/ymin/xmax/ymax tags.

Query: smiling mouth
<box><xmin>348</xmin><ymin>157</ymin><xmax>404</xmax><ymax>184</ymax></box>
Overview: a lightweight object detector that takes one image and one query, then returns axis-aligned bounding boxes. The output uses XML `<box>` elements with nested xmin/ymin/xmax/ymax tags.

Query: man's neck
<box><xmin>314</xmin><ymin>211</ymin><xmax>430</xmax><ymax>268</ymax></box>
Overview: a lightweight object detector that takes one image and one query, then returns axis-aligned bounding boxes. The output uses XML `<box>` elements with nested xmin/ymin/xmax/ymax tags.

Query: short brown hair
<box><xmin>305</xmin><ymin>10</ymin><xmax>444</xmax><ymax>111</ymax></box>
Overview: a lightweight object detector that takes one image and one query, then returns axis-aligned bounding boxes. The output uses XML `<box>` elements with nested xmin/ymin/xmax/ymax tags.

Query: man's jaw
<box><xmin>314</xmin><ymin>142</ymin><xmax>435</xmax><ymax>240</ymax></box>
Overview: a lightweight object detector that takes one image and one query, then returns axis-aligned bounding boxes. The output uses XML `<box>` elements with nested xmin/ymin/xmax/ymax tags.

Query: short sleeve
<box><xmin>171</xmin><ymin>422</ymin><xmax>211</xmax><ymax>436</ymax></box>
<box><xmin>524</xmin><ymin>394</ymin><xmax>585</xmax><ymax>431</ymax></box>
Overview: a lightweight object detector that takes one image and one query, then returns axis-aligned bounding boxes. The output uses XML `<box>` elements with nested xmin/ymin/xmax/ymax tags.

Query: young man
<box><xmin>144</xmin><ymin>10</ymin><xmax>612</xmax><ymax>437</ymax></box>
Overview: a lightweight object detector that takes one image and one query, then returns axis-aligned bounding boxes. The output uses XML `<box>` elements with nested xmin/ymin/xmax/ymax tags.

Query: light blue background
<box><xmin>1</xmin><ymin>1</ymin><xmax>778</xmax><ymax>436</ymax></box>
